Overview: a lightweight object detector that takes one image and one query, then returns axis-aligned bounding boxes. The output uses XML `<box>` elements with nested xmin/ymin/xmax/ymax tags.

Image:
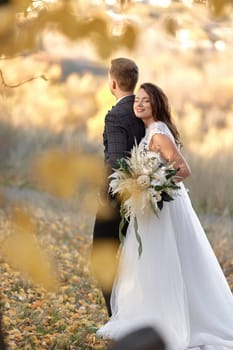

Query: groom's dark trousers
<box><xmin>92</xmin><ymin>95</ymin><xmax>144</xmax><ymax>316</ymax></box>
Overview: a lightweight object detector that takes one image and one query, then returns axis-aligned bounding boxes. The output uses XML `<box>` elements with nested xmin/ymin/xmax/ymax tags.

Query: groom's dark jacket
<box><xmin>103</xmin><ymin>95</ymin><xmax>145</xmax><ymax>171</ymax></box>
<box><xmin>92</xmin><ymin>94</ymin><xmax>144</xmax><ymax>316</ymax></box>
<box><xmin>94</xmin><ymin>94</ymin><xmax>144</xmax><ymax>237</ymax></box>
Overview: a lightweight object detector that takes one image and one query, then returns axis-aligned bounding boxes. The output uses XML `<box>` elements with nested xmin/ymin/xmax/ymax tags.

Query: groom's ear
<box><xmin>111</xmin><ymin>79</ymin><xmax>117</xmax><ymax>90</ymax></box>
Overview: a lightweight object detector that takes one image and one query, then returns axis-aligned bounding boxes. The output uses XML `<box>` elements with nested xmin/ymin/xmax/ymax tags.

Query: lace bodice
<box><xmin>141</xmin><ymin>121</ymin><xmax>175</xmax><ymax>149</ymax></box>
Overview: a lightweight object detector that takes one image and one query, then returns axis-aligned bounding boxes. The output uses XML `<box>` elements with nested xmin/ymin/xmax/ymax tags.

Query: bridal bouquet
<box><xmin>109</xmin><ymin>143</ymin><xmax>180</xmax><ymax>257</ymax></box>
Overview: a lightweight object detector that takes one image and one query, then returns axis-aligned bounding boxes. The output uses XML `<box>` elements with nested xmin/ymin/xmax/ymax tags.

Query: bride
<box><xmin>97</xmin><ymin>82</ymin><xmax>233</xmax><ymax>350</ymax></box>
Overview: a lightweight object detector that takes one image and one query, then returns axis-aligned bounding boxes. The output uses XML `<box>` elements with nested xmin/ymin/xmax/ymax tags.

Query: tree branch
<box><xmin>0</xmin><ymin>69</ymin><xmax>48</xmax><ymax>88</ymax></box>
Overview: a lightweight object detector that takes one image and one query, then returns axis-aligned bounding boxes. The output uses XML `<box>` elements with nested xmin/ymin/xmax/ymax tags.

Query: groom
<box><xmin>92</xmin><ymin>57</ymin><xmax>145</xmax><ymax>316</ymax></box>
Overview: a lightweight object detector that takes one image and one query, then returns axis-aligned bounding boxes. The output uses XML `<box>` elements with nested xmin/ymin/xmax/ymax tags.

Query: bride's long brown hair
<box><xmin>140</xmin><ymin>83</ymin><xmax>181</xmax><ymax>146</ymax></box>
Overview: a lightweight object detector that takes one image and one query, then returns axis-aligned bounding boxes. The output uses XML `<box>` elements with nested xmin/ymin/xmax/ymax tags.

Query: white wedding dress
<box><xmin>97</xmin><ymin>121</ymin><xmax>233</xmax><ymax>350</ymax></box>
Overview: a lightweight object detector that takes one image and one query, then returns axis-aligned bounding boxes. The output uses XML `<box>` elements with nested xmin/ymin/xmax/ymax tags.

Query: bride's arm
<box><xmin>149</xmin><ymin>134</ymin><xmax>191</xmax><ymax>182</ymax></box>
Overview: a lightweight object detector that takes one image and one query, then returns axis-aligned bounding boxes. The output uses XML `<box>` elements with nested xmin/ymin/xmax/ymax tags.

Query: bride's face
<box><xmin>134</xmin><ymin>88</ymin><xmax>154</xmax><ymax>125</ymax></box>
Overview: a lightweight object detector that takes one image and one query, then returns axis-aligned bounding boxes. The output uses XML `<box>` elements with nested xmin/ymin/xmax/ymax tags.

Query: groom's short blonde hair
<box><xmin>110</xmin><ymin>58</ymin><xmax>138</xmax><ymax>92</ymax></box>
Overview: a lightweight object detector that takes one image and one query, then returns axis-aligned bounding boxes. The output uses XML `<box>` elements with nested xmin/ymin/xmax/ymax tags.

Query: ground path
<box><xmin>0</xmin><ymin>186</ymin><xmax>111</xmax><ymax>349</ymax></box>
<box><xmin>0</xmin><ymin>186</ymin><xmax>232</xmax><ymax>349</ymax></box>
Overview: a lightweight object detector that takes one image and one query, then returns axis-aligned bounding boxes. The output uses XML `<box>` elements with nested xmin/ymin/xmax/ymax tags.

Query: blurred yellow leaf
<box><xmin>0</xmin><ymin>208</ymin><xmax>58</xmax><ymax>291</ymax></box>
<box><xmin>90</xmin><ymin>239</ymin><xmax>119</xmax><ymax>292</ymax></box>
<box><xmin>33</xmin><ymin>149</ymin><xmax>79</xmax><ymax>198</ymax></box>
<box><xmin>83</xmin><ymin>192</ymin><xmax>115</xmax><ymax>219</ymax></box>
<box><xmin>87</xmin><ymin>16</ymin><xmax>114</xmax><ymax>58</ymax></box>
<box><xmin>12</xmin><ymin>0</ymin><xmax>31</xmax><ymax>12</ymax></box>
<box><xmin>0</xmin><ymin>6</ymin><xmax>15</xmax><ymax>38</ymax></box>
<box><xmin>0</xmin><ymin>27</ymin><xmax>38</xmax><ymax>56</ymax></box>
<box><xmin>55</xmin><ymin>11</ymin><xmax>86</xmax><ymax>41</ymax></box>
<box><xmin>87</xmin><ymin>16</ymin><xmax>108</xmax><ymax>37</ymax></box>
<box><xmin>94</xmin><ymin>35</ymin><xmax>114</xmax><ymax>59</ymax></box>
<box><xmin>121</xmin><ymin>23</ymin><xmax>138</xmax><ymax>50</ymax></box>
<box><xmin>118</xmin><ymin>0</ymin><xmax>132</xmax><ymax>9</ymax></box>
<box><xmin>76</xmin><ymin>154</ymin><xmax>105</xmax><ymax>187</ymax></box>
<box><xmin>40</xmin><ymin>8</ymin><xmax>109</xmax><ymax>41</ymax></box>
<box><xmin>91</xmin><ymin>20</ymin><xmax>138</xmax><ymax>59</ymax></box>
<box><xmin>163</xmin><ymin>16</ymin><xmax>179</xmax><ymax>36</ymax></box>
<box><xmin>96</xmin><ymin>199</ymin><xmax>116</xmax><ymax>220</ymax></box>
<box><xmin>208</xmin><ymin>0</ymin><xmax>232</xmax><ymax>18</ymax></box>
<box><xmin>33</xmin><ymin>150</ymin><xmax>104</xmax><ymax>198</ymax></box>
<box><xmin>11</xmin><ymin>206</ymin><xmax>34</xmax><ymax>233</ymax></box>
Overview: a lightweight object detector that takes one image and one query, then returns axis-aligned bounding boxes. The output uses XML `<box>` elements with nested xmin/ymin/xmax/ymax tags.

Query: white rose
<box><xmin>151</xmin><ymin>169</ymin><xmax>166</xmax><ymax>186</ymax></box>
<box><xmin>137</xmin><ymin>175</ymin><xmax>150</xmax><ymax>189</ymax></box>
<box><xmin>141</xmin><ymin>167</ymin><xmax>151</xmax><ymax>175</ymax></box>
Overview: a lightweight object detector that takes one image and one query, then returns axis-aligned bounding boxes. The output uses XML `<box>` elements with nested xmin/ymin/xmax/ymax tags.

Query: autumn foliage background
<box><xmin>0</xmin><ymin>0</ymin><xmax>233</xmax><ymax>349</ymax></box>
